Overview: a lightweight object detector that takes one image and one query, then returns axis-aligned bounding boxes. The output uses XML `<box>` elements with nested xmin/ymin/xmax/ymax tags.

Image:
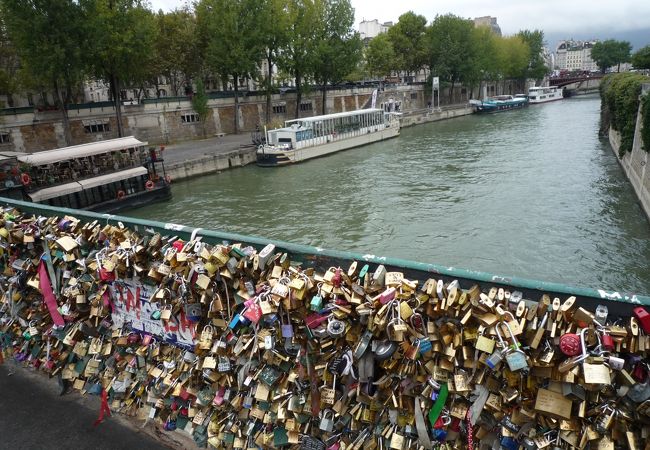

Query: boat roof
<box><xmin>18</xmin><ymin>136</ymin><xmax>148</xmax><ymax>167</ymax></box>
<box><xmin>28</xmin><ymin>166</ymin><xmax>148</xmax><ymax>202</ymax></box>
<box><xmin>285</xmin><ymin>108</ymin><xmax>384</xmax><ymax>124</ymax></box>
<box><xmin>529</xmin><ymin>86</ymin><xmax>557</xmax><ymax>90</ymax></box>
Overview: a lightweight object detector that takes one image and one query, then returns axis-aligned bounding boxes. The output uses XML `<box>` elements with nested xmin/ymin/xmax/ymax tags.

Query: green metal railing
<box><xmin>2</xmin><ymin>196</ymin><xmax>648</xmax><ymax>314</ymax></box>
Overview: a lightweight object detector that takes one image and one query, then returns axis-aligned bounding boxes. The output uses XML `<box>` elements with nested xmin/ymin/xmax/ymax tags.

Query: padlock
<box><xmin>607</xmin><ymin>355</ymin><xmax>624</xmax><ymax>370</ymax></box>
<box><xmin>486</xmin><ymin>349</ymin><xmax>504</xmax><ymax>369</ymax></box>
<box><xmin>633</xmin><ymin>307</ymin><xmax>650</xmax><ymax>333</ymax></box>
<box><xmin>500</xmin><ymin>322</ymin><xmax>528</xmax><ymax>372</ymax></box>
<box><xmin>559</xmin><ymin>332</ymin><xmax>581</xmax><ymax>356</ymax></box>
<box><xmin>595</xmin><ymin>405</ymin><xmax>616</xmax><ymax>434</ymax></box>
<box><xmin>595</xmin><ymin>304</ymin><xmax>609</xmax><ymax>323</ymax></box>
<box><xmin>319</xmin><ymin>409</ymin><xmax>335</xmax><ymax>432</ymax></box>
<box><xmin>327</xmin><ymin>318</ymin><xmax>346</xmax><ymax>338</ymax></box>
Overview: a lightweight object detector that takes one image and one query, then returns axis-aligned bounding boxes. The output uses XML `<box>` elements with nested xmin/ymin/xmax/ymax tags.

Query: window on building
<box><xmin>0</xmin><ymin>132</ymin><xmax>10</xmax><ymax>144</ymax></box>
<box><xmin>272</xmin><ymin>104</ymin><xmax>287</xmax><ymax>114</ymax></box>
<box><xmin>181</xmin><ymin>113</ymin><xmax>200</xmax><ymax>123</ymax></box>
<box><xmin>27</xmin><ymin>93</ymin><xmax>34</xmax><ymax>106</ymax></box>
<box><xmin>410</xmin><ymin>93</ymin><xmax>418</xmax><ymax>100</ymax></box>
<box><xmin>300</xmin><ymin>102</ymin><xmax>313</xmax><ymax>112</ymax></box>
<box><xmin>84</xmin><ymin>123</ymin><xmax>110</xmax><ymax>133</ymax></box>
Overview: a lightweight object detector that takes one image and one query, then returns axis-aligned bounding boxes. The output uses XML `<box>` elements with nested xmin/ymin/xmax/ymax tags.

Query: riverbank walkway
<box><xmin>161</xmin><ymin>133</ymin><xmax>254</xmax><ymax>166</ymax></box>
<box><xmin>0</xmin><ymin>362</ymin><xmax>191</xmax><ymax>449</ymax></box>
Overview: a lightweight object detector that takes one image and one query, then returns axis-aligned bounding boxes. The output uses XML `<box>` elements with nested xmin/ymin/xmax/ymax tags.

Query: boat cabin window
<box><xmin>299</xmin><ymin>102</ymin><xmax>313</xmax><ymax>112</ymax></box>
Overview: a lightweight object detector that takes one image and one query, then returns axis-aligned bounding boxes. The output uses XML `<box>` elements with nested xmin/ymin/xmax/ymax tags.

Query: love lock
<box><xmin>327</xmin><ymin>318</ymin><xmax>346</xmax><ymax>338</ymax></box>
<box><xmin>319</xmin><ymin>409</ymin><xmax>335</xmax><ymax>432</ymax></box>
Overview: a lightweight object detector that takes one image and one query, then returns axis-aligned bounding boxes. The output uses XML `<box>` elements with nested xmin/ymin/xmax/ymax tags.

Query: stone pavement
<box><xmin>160</xmin><ymin>133</ymin><xmax>255</xmax><ymax>165</ymax></box>
<box><xmin>0</xmin><ymin>363</ymin><xmax>191</xmax><ymax>450</ymax></box>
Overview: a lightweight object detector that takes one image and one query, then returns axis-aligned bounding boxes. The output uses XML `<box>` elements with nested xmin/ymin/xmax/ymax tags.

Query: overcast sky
<box><xmin>148</xmin><ymin>0</ymin><xmax>650</xmax><ymax>36</ymax></box>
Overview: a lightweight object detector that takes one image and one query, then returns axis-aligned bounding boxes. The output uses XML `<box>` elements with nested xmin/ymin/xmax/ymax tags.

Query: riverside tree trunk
<box><xmin>265</xmin><ymin>56</ymin><xmax>273</xmax><ymax>124</ymax></box>
<box><xmin>322</xmin><ymin>85</ymin><xmax>327</xmax><ymax>115</ymax></box>
<box><xmin>295</xmin><ymin>71</ymin><xmax>302</xmax><ymax>119</ymax></box>
<box><xmin>110</xmin><ymin>72</ymin><xmax>124</xmax><ymax>137</ymax></box>
<box><xmin>233</xmin><ymin>74</ymin><xmax>240</xmax><ymax>134</ymax></box>
<box><xmin>53</xmin><ymin>79</ymin><xmax>72</xmax><ymax>146</ymax></box>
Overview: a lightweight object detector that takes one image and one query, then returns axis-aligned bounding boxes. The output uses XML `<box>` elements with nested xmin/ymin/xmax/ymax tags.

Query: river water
<box><xmin>127</xmin><ymin>95</ymin><xmax>650</xmax><ymax>294</ymax></box>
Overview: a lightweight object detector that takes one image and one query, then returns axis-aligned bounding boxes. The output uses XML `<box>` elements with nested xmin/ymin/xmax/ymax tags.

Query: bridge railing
<box><xmin>1</xmin><ymin>196</ymin><xmax>648</xmax><ymax>315</ymax></box>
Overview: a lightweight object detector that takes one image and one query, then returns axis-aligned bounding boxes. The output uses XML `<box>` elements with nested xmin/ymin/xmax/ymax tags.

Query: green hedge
<box><xmin>642</xmin><ymin>93</ymin><xmax>650</xmax><ymax>152</ymax></box>
<box><xmin>600</xmin><ymin>73</ymin><xmax>649</xmax><ymax>156</ymax></box>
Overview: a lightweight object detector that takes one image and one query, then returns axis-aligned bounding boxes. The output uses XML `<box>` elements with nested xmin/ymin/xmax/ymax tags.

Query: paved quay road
<box><xmin>160</xmin><ymin>133</ymin><xmax>254</xmax><ymax>165</ymax></box>
<box><xmin>127</xmin><ymin>95</ymin><xmax>650</xmax><ymax>295</ymax></box>
<box><xmin>0</xmin><ymin>363</ymin><xmax>176</xmax><ymax>450</ymax></box>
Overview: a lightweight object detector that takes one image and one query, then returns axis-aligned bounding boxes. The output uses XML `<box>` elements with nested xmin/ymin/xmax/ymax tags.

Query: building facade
<box><xmin>472</xmin><ymin>16</ymin><xmax>501</xmax><ymax>36</ymax></box>
<box><xmin>555</xmin><ymin>40</ymin><xmax>599</xmax><ymax>72</ymax></box>
<box><xmin>358</xmin><ymin>19</ymin><xmax>393</xmax><ymax>41</ymax></box>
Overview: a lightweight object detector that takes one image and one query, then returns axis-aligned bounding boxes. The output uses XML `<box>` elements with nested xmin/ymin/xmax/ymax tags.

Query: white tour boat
<box><xmin>527</xmin><ymin>86</ymin><xmax>564</xmax><ymax>104</ymax></box>
<box><xmin>256</xmin><ymin>108</ymin><xmax>400</xmax><ymax>166</ymax></box>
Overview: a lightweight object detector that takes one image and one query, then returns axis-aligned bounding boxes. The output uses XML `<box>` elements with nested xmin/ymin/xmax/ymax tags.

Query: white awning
<box><xmin>17</xmin><ymin>136</ymin><xmax>148</xmax><ymax>167</ymax></box>
<box><xmin>77</xmin><ymin>167</ymin><xmax>148</xmax><ymax>190</ymax></box>
<box><xmin>29</xmin><ymin>182</ymin><xmax>83</xmax><ymax>202</ymax></box>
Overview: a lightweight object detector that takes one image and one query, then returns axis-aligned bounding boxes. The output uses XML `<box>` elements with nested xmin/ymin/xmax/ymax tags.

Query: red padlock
<box><xmin>632</xmin><ymin>362</ymin><xmax>648</xmax><ymax>383</ymax></box>
<box><xmin>600</xmin><ymin>331</ymin><xmax>615</xmax><ymax>351</ymax></box>
<box><xmin>633</xmin><ymin>307</ymin><xmax>650</xmax><ymax>334</ymax></box>
<box><xmin>559</xmin><ymin>333</ymin><xmax>581</xmax><ymax>356</ymax></box>
<box><xmin>332</xmin><ymin>268</ymin><xmax>342</xmax><ymax>288</ymax></box>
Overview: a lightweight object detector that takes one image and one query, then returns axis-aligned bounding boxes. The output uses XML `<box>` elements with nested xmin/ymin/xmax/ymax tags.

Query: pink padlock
<box><xmin>379</xmin><ymin>287</ymin><xmax>396</xmax><ymax>304</ymax></box>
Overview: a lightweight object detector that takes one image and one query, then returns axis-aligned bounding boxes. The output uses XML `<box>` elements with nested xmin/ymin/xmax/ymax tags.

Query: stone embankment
<box><xmin>607</xmin><ymin>83</ymin><xmax>650</xmax><ymax>220</ymax></box>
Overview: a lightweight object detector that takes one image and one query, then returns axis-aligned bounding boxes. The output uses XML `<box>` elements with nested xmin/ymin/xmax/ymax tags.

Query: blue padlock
<box><xmin>419</xmin><ymin>338</ymin><xmax>432</xmax><ymax>354</ymax></box>
<box><xmin>228</xmin><ymin>313</ymin><xmax>242</xmax><ymax>329</ymax></box>
<box><xmin>500</xmin><ymin>437</ymin><xmax>519</xmax><ymax>450</ymax></box>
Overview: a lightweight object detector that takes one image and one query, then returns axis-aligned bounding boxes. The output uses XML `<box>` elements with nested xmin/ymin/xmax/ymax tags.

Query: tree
<box><xmin>82</xmin><ymin>0</ymin><xmax>156</xmax><ymax>137</ymax></box>
<box><xmin>591</xmin><ymin>39</ymin><xmax>632</xmax><ymax>73</ymax></box>
<box><xmin>365</xmin><ymin>33</ymin><xmax>397</xmax><ymax>78</ymax></box>
<box><xmin>196</xmin><ymin>0</ymin><xmax>264</xmax><ymax>133</ymax></box>
<box><xmin>312</xmin><ymin>0</ymin><xmax>362</xmax><ymax>115</ymax></box>
<box><xmin>466</xmin><ymin>25</ymin><xmax>499</xmax><ymax>99</ymax></box>
<box><xmin>2</xmin><ymin>0</ymin><xmax>88</xmax><ymax>144</ymax></box>
<box><xmin>0</xmin><ymin>13</ymin><xmax>20</xmax><ymax>108</ymax></box>
<box><xmin>517</xmin><ymin>29</ymin><xmax>548</xmax><ymax>81</ymax></box>
<box><xmin>278</xmin><ymin>0</ymin><xmax>324</xmax><ymax>119</ymax></box>
<box><xmin>191</xmin><ymin>79</ymin><xmax>210</xmax><ymax>138</ymax></box>
<box><xmin>258</xmin><ymin>0</ymin><xmax>290</xmax><ymax>124</ymax></box>
<box><xmin>495</xmin><ymin>35</ymin><xmax>530</xmax><ymax>93</ymax></box>
<box><xmin>153</xmin><ymin>8</ymin><xmax>202</xmax><ymax>97</ymax></box>
<box><xmin>387</xmin><ymin>11</ymin><xmax>428</xmax><ymax>78</ymax></box>
<box><xmin>427</xmin><ymin>14</ymin><xmax>476</xmax><ymax>102</ymax></box>
<box><xmin>631</xmin><ymin>45</ymin><xmax>650</xmax><ymax>70</ymax></box>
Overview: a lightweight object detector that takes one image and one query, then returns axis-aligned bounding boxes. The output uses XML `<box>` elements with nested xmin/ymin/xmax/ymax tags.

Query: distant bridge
<box><xmin>549</xmin><ymin>74</ymin><xmax>604</xmax><ymax>87</ymax></box>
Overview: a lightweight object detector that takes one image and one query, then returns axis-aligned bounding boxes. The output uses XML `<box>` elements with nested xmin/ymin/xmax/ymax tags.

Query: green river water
<box><xmin>126</xmin><ymin>95</ymin><xmax>650</xmax><ymax>295</ymax></box>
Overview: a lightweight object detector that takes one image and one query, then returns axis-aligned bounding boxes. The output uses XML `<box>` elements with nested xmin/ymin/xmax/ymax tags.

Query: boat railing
<box><xmin>25</xmin><ymin>159</ymin><xmax>151</xmax><ymax>193</ymax></box>
<box><xmin>294</xmin><ymin>122</ymin><xmax>391</xmax><ymax>149</ymax></box>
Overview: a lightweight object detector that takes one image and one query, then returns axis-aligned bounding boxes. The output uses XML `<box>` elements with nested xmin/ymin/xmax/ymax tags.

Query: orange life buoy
<box><xmin>145</xmin><ymin>180</ymin><xmax>154</xmax><ymax>190</ymax></box>
<box><xmin>21</xmin><ymin>173</ymin><xmax>31</xmax><ymax>186</ymax></box>
<box><xmin>165</xmin><ymin>175</ymin><xmax>172</xmax><ymax>184</ymax></box>
<box><xmin>117</xmin><ymin>190</ymin><xmax>126</xmax><ymax>200</ymax></box>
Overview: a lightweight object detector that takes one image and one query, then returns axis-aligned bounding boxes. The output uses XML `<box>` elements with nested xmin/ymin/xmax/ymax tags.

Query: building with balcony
<box><xmin>555</xmin><ymin>40</ymin><xmax>599</xmax><ymax>72</ymax></box>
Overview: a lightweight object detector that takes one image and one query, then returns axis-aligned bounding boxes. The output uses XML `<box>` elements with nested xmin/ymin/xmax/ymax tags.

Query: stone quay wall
<box><xmin>608</xmin><ymin>84</ymin><xmax>650</xmax><ymax>221</ymax></box>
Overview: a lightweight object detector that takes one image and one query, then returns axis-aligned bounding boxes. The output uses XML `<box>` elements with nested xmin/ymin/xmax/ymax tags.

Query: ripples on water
<box><xmin>127</xmin><ymin>95</ymin><xmax>650</xmax><ymax>294</ymax></box>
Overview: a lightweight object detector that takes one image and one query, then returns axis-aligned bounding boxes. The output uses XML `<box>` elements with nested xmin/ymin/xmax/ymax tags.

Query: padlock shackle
<box><xmin>498</xmin><ymin>320</ymin><xmax>520</xmax><ymax>349</ymax></box>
